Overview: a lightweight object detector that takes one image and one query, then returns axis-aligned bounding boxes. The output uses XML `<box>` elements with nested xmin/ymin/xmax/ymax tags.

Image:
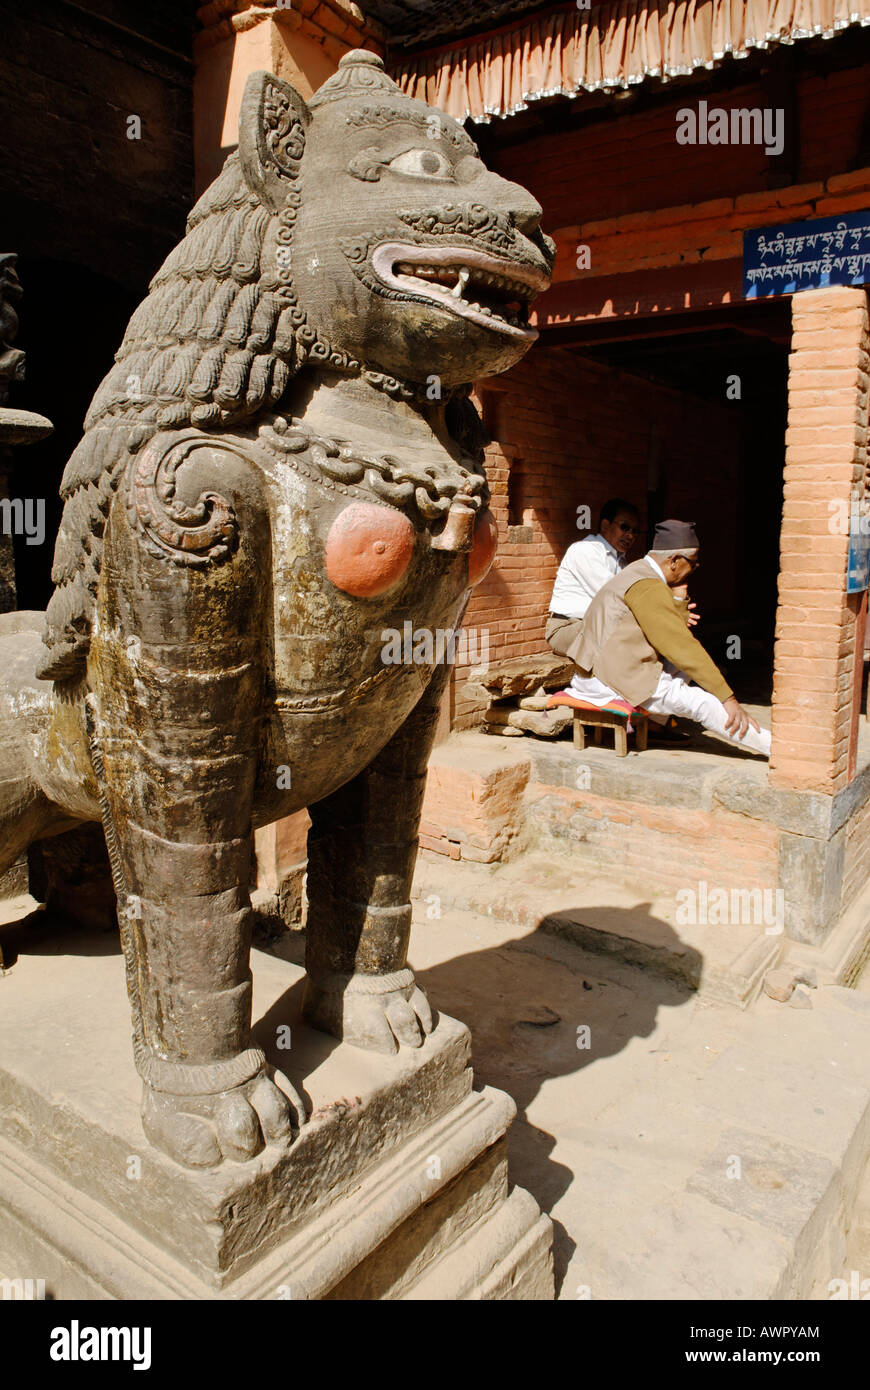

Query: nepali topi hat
<box><xmin>653</xmin><ymin>519</ymin><xmax>699</xmax><ymax>550</ymax></box>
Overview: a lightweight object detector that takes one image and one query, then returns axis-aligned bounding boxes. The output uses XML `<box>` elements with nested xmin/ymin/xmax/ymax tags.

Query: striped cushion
<box><xmin>546</xmin><ymin>692</ymin><xmax>638</xmax><ymax>717</ymax></box>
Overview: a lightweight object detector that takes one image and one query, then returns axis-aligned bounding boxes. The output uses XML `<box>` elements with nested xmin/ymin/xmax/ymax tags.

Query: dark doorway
<box><xmin>557</xmin><ymin>301</ymin><xmax>791</xmax><ymax>702</ymax></box>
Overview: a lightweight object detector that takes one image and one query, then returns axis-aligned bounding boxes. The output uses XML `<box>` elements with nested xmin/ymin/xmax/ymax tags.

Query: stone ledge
<box><xmin>412</xmin><ymin>853</ymin><xmax>784</xmax><ymax>1008</ymax></box>
<box><xmin>0</xmin><ymin>917</ymin><xmax>472</xmax><ymax>1286</ymax></box>
<box><xmin>528</xmin><ymin>741</ymin><xmax>721</xmax><ymax>811</ymax></box>
<box><xmin>0</xmin><ymin>911</ymin><xmax>552</xmax><ymax>1298</ymax></box>
<box><xmin>0</xmin><ymin>1086</ymin><xmax>550</xmax><ymax>1299</ymax></box>
<box><xmin>786</xmin><ymin>870</ymin><xmax>870</xmax><ymax>988</ymax></box>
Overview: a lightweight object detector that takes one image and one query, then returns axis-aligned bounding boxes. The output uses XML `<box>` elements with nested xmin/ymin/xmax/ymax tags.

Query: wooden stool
<box><xmin>546</xmin><ymin>693</ymin><xmax>648</xmax><ymax>757</ymax></box>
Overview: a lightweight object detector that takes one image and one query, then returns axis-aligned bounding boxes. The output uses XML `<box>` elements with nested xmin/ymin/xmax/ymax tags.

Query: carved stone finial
<box><xmin>339</xmin><ymin>49</ymin><xmax>385</xmax><ymax>70</ymax></box>
<box><xmin>308</xmin><ymin>48</ymin><xmax>401</xmax><ymax>108</ymax></box>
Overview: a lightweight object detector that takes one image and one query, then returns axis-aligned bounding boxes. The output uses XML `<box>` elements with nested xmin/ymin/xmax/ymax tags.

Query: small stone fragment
<box><xmin>793</xmin><ymin>965</ymin><xmax>818</xmax><ymax>989</ymax></box>
<box><xmin>518</xmin><ymin>685</ymin><xmax>550</xmax><ymax>711</ymax></box>
<box><xmin>517</xmin><ymin>1004</ymin><xmax>561</xmax><ymax>1026</ymax></box>
<box><xmin>486</xmin><ymin>705</ymin><xmax>572</xmax><ymax>737</ymax></box>
<box><xmin>763</xmin><ymin>966</ymin><xmax>797</xmax><ymax>1002</ymax></box>
<box><xmin>789</xmin><ymin>985</ymin><xmax>813</xmax><ymax>1010</ymax></box>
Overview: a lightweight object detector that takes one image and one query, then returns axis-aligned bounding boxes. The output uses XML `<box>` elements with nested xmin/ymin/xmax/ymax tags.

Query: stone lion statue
<box><xmin>0</xmin><ymin>51</ymin><xmax>553</xmax><ymax>1168</ymax></box>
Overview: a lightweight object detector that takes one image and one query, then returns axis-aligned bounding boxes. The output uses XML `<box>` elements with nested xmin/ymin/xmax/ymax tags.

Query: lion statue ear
<box><xmin>239</xmin><ymin>70</ymin><xmax>311</xmax><ymax>211</ymax></box>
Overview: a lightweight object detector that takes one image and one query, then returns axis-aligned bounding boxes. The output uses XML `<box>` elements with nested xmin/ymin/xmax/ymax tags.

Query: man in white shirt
<box><xmin>546</xmin><ymin>498</ymin><xmax>640</xmax><ymax>665</ymax></box>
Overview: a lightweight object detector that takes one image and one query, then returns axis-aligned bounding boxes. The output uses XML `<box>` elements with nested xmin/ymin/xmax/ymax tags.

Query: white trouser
<box><xmin>568</xmin><ymin>668</ymin><xmax>771</xmax><ymax>758</ymax></box>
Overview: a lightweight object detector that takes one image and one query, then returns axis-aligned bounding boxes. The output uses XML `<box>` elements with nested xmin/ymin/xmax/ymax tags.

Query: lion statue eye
<box><xmin>387</xmin><ymin>148</ymin><xmax>454</xmax><ymax>179</ymax></box>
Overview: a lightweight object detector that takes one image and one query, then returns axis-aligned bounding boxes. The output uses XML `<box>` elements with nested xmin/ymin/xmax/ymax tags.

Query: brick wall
<box><xmin>492</xmin><ymin>65</ymin><xmax>870</xmax><ymax>235</ymax></box>
<box><xmin>453</xmin><ymin>347</ymin><xmax>740</xmax><ymax>727</ymax></box>
<box><xmin>1</xmin><ymin>0</ymin><xmax>194</xmax><ymax>292</ymax></box>
<box><xmin>770</xmin><ymin>287</ymin><xmax>869</xmax><ymax>794</ymax></box>
<box><xmin>539</xmin><ymin>166</ymin><xmax>870</xmax><ymax>327</ymax></box>
<box><xmin>502</xmin><ymin>58</ymin><xmax>870</xmax><ymax>328</ymax></box>
<box><xmin>842</xmin><ymin>790</ymin><xmax>870</xmax><ymax>915</ymax></box>
<box><xmin>195</xmin><ymin>0</ymin><xmax>381</xmax><ymax>61</ymax></box>
<box><xmin>525</xmin><ymin>782</ymin><xmax>780</xmax><ymax>897</ymax></box>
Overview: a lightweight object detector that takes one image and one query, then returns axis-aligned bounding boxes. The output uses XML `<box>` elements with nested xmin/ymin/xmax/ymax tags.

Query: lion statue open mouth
<box><xmin>375</xmin><ymin>247</ymin><xmax>542</xmax><ymax>334</ymax></box>
<box><xmin>0</xmin><ymin>50</ymin><xmax>553</xmax><ymax>1170</ymax></box>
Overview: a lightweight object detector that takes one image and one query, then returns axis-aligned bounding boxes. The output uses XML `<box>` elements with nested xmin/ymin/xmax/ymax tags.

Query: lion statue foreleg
<box><xmin>91</xmin><ymin>462</ymin><xmax>304</xmax><ymax>1170</ymax></box>
<box><xmin>303</xmin><ymin>659</ymin><xmax>451</xmax><ymax>1052</ymax></box>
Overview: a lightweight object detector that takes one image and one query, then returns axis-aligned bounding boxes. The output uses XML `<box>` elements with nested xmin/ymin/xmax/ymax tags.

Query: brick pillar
<box><xmin>194</xmin><ymin>0</ymin><xmax>385</xmax><ymax>193</ymax></box>
<box><xmin>771</xmin><ymin>286</ymin><xmax>870</xmax><ymax>794</ymax></box>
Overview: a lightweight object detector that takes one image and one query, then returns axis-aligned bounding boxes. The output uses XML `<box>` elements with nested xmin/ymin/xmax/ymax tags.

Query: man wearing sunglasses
<box><xmin>546</xmin><ymin>498</ymin><xmax>641</xmax><ymax>666</ymax></box>
<box><xmin>565</xmin><ymin>519</ymin><xmax>770</xmax><ymax>757</ymax></box>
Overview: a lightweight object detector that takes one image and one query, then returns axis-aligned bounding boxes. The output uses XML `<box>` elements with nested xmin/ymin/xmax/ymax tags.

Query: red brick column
<box><xmin>771</xmin><ymin>287</ymin><xmax>870</xmax><ymax>793</ymax></box>
<box><xmin>194</xmin><ymin>0</ymin><xmax>384</xmax><ymax>192</ymax></box>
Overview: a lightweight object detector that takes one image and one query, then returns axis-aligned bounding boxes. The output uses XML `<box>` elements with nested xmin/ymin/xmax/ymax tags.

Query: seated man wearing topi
<box><xmin>565</xmin><ymin>519</ymin><xmax>770</xmax><ymax>758</ymax></box>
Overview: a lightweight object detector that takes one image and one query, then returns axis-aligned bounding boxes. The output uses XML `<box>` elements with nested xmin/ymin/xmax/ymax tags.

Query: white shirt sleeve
<box><xmin>549</xmin><ymin>536</ymin><xmax>620</xmax><ymax>619</ymax></box>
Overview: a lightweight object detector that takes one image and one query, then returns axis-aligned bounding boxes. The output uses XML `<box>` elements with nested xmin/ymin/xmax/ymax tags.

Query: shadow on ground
<box><xmin>0</xmin><ymin>902</ymin><xmax>119</xmax><ymax>968</ymax></box>
<box><xmin>413</xmin><ymin>905</ymin><xmax>699</xmax><ymax>1295</ymax></box>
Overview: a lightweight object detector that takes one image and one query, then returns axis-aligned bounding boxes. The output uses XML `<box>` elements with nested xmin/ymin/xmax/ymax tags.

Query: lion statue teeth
<box><xmin>0</xmin><ymin>50</ymin><xmax>553</xmax><ymax>1169</ymax></box>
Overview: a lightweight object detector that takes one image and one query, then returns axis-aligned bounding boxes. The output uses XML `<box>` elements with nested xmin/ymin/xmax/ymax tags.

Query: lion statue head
<box><xmin>38</xmin><ymin>50</ymin><xmax>554</xmax><ymax>681</ymax></box>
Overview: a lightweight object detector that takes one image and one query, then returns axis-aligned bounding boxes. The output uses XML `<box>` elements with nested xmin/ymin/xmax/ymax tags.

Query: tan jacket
<box><xmin>574</xmin><ymin>557</ymin><xmax>733</xmax><ymax>708</ymax></box>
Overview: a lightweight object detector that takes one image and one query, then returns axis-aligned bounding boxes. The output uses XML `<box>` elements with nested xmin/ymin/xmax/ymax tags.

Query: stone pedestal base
<box><xmin>0</xmin><ymin>914</ymin><xmax>553</xmax><ymax>1299</ymax></box>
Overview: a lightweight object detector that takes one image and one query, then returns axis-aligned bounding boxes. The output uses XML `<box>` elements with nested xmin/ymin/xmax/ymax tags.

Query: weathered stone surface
<box><xmin>714</xmin><ymin>767</ymin><xmax>833</xmax><ymax>838</ymax></box>
<box><xmin>527</xmin><ymin>741</ymin><xmax>719</xmax><ymax>810</ymax></box>
<box><xmin>412</xmin><ymin>848</ymin><xmax>787</xmax><ymax>1007</ymax></box>
<box><xmin>0</xmin><ymin>1106</ymin><xmax>553</xmax><ymax>1300</ymax></box>
<box><xmin>460</xmin><ymin>680</ymin><xmax>501</xmax><ymax>705</ymax></box>
<box><xmin>832</xmin><ymin>756</ymin><xmax>870</xmax><ymax>835</ymax></box>
<box><xmin>789</xmin><ymin>985</ymin><xmax>814</xmax><ymax>1009</ymax></box>
<box><xmin>421</xmin><ymin>737</ymin><xmax>530</xmax><ymax>858</ymax></box>
<box><xmin>688</xmin><ymin>1128</ymin><xmax>835</xmax><ymax>1242</ymax></box>
<box><xmin>0</xmin><ymin>50</ymin><xmax>554</xmax><ymax>1183</ymax></box>
<box><xmin>779</xmin><ymin>827</ymin><xmax>845</xmax><ymax>946</ymax></box>
<box><xmin>518</xmin><ymin>685</ymin><xmax>550</xmax><ymax>711</ymax></box>
<box><xmin>485</xmin><ymin>704</ymin><xmax>573</xmax><ymax>738</ymax></box>
<box><xmin>470</xmin><ymin>653</ymin><xmax>573</xmax><ymax>697</ymax></box>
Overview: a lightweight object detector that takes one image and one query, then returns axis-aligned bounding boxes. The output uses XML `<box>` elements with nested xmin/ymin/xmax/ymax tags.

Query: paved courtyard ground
<box><xmin>407</xmin><ymin>887</ymin><xmax>870</xmax><ymax>1300</ymax></box>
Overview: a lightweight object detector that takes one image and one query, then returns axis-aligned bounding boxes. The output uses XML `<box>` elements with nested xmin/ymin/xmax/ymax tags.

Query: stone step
<box><xmin>562</xmin><ymin>986</ymin><xmax>870</xmax><ymax>1300</ymax></box>
<box><xmin>412</xmin><ymin>852</ymin><xmax>783</xmax><ymax>1008</ymax></box>
<box><xmin>465</xmin><ymin>654</ymin><xmax>573</xmax><ymax>699</ymax></box>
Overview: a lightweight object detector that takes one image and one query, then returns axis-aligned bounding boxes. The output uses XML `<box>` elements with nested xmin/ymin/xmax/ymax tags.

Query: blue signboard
<box><xmin>743</xmin><ymin>209</ymin><xmax>870</xmax><ymax>298</ymax></box>
<box><xmin>847</xmin><ymin>515</ymin><xmax>870</xmax><ymax>595</ymax></box>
